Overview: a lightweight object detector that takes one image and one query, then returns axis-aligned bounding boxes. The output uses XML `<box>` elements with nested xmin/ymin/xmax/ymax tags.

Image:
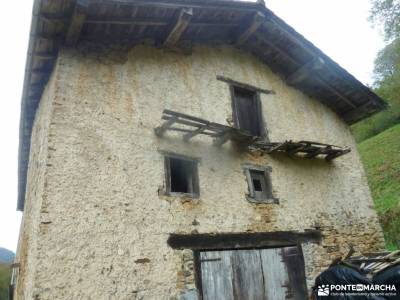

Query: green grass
<box><xmin>0</xmin><ymin>262</ymin><xmax>11</xmax><ymax>300</ymax></box>
<box><xmin>358</xmin><ymin>124</ymin><xmax>400</xmax><ymax>249</ymax></box>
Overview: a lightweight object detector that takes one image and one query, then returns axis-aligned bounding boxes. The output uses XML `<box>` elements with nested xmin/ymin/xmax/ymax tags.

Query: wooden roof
<box><xmin>18</xmin><ymin>0</ymin><xmax>387</xmax><ymax>210</ymax></box>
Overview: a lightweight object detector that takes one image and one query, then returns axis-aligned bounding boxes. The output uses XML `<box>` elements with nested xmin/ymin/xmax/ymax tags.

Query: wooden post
<box><xmin>183</xmin><ymin>126</ymin><xmax>205</xmax><ymax>142</ymax></box>
<box><xmin>65</xmin><ymin>0</ymin><xmax>90</xmax><ymax>46</ymax></box>
<box><xmin>213</xmin><ymin>131</ymin><xmax>232</xmax><ymax>147</ymax></box>
<box><xmin>154</xmin><ymin>118</ymin><xmax>177</xmax><ymax>137</ymax></box>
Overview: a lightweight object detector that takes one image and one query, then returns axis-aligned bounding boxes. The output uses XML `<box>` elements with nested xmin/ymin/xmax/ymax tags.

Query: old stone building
<box><xmin>14</xmin><ymin>0</ymin><xmax>388</xmax><ymax>299</ymax></box>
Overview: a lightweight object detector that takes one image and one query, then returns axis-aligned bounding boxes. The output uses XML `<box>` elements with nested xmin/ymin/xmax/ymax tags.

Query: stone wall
<box><xmin>15</xmin><ymin>45</ymin><xmax>385</xmax><ymax>299</ymax></box>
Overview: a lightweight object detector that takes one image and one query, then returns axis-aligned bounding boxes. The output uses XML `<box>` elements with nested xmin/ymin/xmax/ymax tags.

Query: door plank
<box><xmin>281</xmin><ymin>246</ymin><xmax>308</xmax><ymax>300</ymax></box>
<box><xmin>260</xmin><ymin>248</ymin><xmax>289</xmax><ymax>300</ymax></box>
<box><xmin>231</xmin><ymin>249</ymin><xmax>265</xmax><ymax>300</ymax></box>
<box><xmin>234</xmin><ymin>88</ymin><xmax>261</xmax><ymax>136</ymax></box>
<box><xmin>200</xmin><ymin>251</ymin><xmax>234</xmax><ymax>300</ymax></box>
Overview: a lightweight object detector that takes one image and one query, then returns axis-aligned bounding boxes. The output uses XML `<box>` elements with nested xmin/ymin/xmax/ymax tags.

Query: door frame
<box><xmin>194</xmin><ymin>245</ymin><xmax>307</xmax><ymax>299</ymax></box>
<box><xmin>230</xmin><ymin>84</ymin><xmax>267</xmax><ymax>139</ymax></box>
<box><xmin>167</xmin><ymin>231</ymin><xmax>321</xmax><ymax>299</ymax></box>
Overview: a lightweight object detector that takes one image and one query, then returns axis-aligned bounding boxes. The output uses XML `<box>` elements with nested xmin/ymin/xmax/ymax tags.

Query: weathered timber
<box><xmin>343</xmin><ymin>250</ymin><xmax>400</xmax><ymax>274</ymax></box>
<box><xmin>252</xmin><ymin>140</ymin><xmax>350</xmax><ymax>160</ymax></box>
<box><xmin>156</xmin><ymin>110</ymin><xmax>351</xmax><ymax>160</ymax></box>
<box><xmin>38</xmin><ymin>13</ymin><xmax>69</xmax><ymax>23</ymax></box>
<box><xmin>65</xmin><ymin>0</ymin><xmax>90</xmax><ymax>46</ymax></box>
<box><xmin>342</xmin><ymin>100</ymin><xmax>381</xmax><ymax>124</ymax></box>
<box><xmin>213</xmin><ymin>131</ymin><xmax>231</xmax><ymax>146</ymax></box>
<box><xmin>236</xmin><ymin>11</ymin><xmax>265</xmax><ymax>46</ymax></box>
<box><xmin>89</xmin><ymin>0</ymin><xmax>264</xmax><ymax>11</ymax></box>
<box><xmin>164</xmin><ymin>8</ymin><xmax>193</xmax><ymax>47</ymax></box>
<box><xmin>254</xmin><ymin>32</ymin><xmax>357</xmax><ymax>109</ymax></box>
<box><xmin>85</xmin><ymin>17</ymin><xmax>238</xmax><ymax>27</ymax></box>
<box><xmin>216</xmin><ymin>75</ymin><xmax>275</xmax><ymax>94</ymax></box>
<box><xmin>286</xmin><ymin>57</ymin><xmax>325</xmax><ymax>85</ymax></box>
<box><xmin>168</xmin><ymin>230</ymin><xmax>322</xmax><ymax>250</ymax></box>
<box><xmin>154</xmin><ymin>117</ymin><xmax>177</xmax><ymax>137</ymax></box>
<box><xmin>198</xmin><ymin>246</ymin><xmax>308</xmax><ymax>299</ymax></box>
<box><xmin>32</xmin><ymin>51</ymin><xmax>57</xmax><ymax>60</ymax></box>
<box><xmin>183</xmin><ymin>126</ymin><xmax>206</xmax><ymax>142</ymax></box>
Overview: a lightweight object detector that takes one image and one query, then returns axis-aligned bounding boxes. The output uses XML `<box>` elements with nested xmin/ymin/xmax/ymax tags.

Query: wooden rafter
<box><xmin>163</xmin><ymin>8</ymin><xmax>193</xmax><ymax>47</ymax></box>
<box><xmin>253</xmin><ymin>32</ymin><xmax>357</xmax><ymax>109</ymax></box>
<box><xmin>342</xmin><ymin>100</ymin><xmax>378</xmax><ymax>123</ymax></box>
<box><xmin>236</xmin><ymin>11</ymin><xmax>265</xmax><ymax>46</ymax></box>
<box><xmin>286</xmin><ymin>57</ymin><xmax>325</xmax><ymax>85</ymax></box>
<box><xmin>32</xmin><ymin>51</ymin><xmax>57</xmax><ymax>60</ymax></box>
<box><xmin>84</xmin><ymin>17</ymin><xmax>238</xmax><ymax>28</ymax></box>
<box><xmin>65</xmin><ymin>0</ymin><xmax>90</xmax><ymax>46</ymax></box>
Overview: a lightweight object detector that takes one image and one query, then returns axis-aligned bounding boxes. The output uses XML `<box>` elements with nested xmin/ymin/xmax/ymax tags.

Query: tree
<box><xmin>352</xmin><ymin>1</ymin><xmax>400</xmax><ymax>142</ymax></box>
<box><xmin>370</xmin><ymin>0</ymin><xmax>400</xmax><ymax>41</ymax></box>
<box><xmin>374</xmin><ymin>38</ymin><xmax>400</xmax><ymax>82</ymax></box>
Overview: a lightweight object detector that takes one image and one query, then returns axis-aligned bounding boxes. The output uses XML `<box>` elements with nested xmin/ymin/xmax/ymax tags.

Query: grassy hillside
<box><xmin>358</xmin><ymin>124</ymin><xmax>400</xmax><ymax>250</ymax></box>
<box><xmin>0</xmin><ymin>263</ymin><xmax>11</xmax><ymax>300</ymax></box>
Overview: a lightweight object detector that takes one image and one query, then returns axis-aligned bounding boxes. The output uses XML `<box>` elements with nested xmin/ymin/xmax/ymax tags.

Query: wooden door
<box><xmin>232</xmin><ymin>87</ymin><xmax>262</xmax><ymax>137</ymax></box>
<box><xmin>199</xmin><ymin>246</ymin><xmax>307</xmax><ymax>300</ymax></box>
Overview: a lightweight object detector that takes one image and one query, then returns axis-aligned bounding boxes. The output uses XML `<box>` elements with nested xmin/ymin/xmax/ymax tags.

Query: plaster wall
<box><xmin>15</xmin><ymin>45</ymin><xmax>385</xmax><ymax>299</ymax></box>
<box><xmin>14</xmin><ymin>67</ymin><xmax>59</xmax><ymax>299</ymax></box>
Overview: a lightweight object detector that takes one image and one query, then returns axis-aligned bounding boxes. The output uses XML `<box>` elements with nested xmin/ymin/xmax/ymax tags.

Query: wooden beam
<box><xmin>216</xmin><ymin>75</ymin><xmax>275</xmax><ymax>94</ymax></box>
<box><xmin>154</xmin><ymin>118</ymin><xmax>177</xmax><ymax>137</ymax></box>
<box><xmin>32</xmin><ymin>51</ymin><xmax>57</xmax><ymax>60</ymax></box>
<box><xmin>236</xmin><ymin>11</ymin><xmax>265</xmax><ymax>46</ymax></box>
<box><xmin>84</xmin><ymin>16</ymin><xmax>237</xmax><ymax>27</ymax></box>
<box><xmin>183</xmin><ymin>126</ymin><xmax>205</xmax><ymax>142</ymax></box>
<box><xmin>65</xmin><ymin>0</ymin><xmax>90</xmax><ymax>46</ymax></box>
<box><xmin>264</xmin><ymin>17</ymin><xmax>378</xmax><ymax>108</ymax></box>
<box><xmin>90</xmin><ymin>0</ymin><xmax>262</xmax><ymax>11</ymax></box>
<box><xmin>325</xmin><ymin>149</ymin><xmax>350</xmax><ymax>161</ymax></box>
<box><xmin>163</xmin><ymin>8</ymin><xmax>193</xmax><ymax>47</ymax></box>
<box><xmin>286</xmin><ymin>57</ymin><xmax>325</xmax><ymax>85</ymax></box>
<box><xmin>254</xmin><ymin>33</ymin><xmax>357</xmax><ymax>109</ymax></box>
<box><xmin>31</xmin><ymin>68</ymin><xmax>51</xmax><ymax>75</ymax></box>
<box><xmin>342</xmin><ymin>100</ymin><xmax>379</xmax><ymax>123</ymax></box>
<box><xmin>85</xmin><ymin>17</ymin><xmax>168</xmax><ymax>26</ymax></box>
<box><xmin>167</xmin><ymin>230</ymin><xmax>322</xmax><ymax>250</ymax></box>
<box><xmin>213</xmin><ymin>131</ymin><xmax>232</xmax><ymax>147</ymax></box>
<box><xmin>38</xmin><ymin>13</ymin><xmax>69</xmax><ymax>23</ymax></box>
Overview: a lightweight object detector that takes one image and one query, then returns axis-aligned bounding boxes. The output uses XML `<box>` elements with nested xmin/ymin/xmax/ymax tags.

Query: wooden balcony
<box><xmin>155</xmin><ymin>110</ymin><xmax>351</xmax><ymax>161</ymax></box>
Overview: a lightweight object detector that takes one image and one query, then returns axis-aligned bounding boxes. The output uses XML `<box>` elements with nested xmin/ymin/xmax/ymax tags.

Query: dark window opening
<box><xmin>249</xmin><ymin>169</ymin><xmax>270</xmax><ymax>200</ymax></box>
<box><xmin>243</xmin><ymin>166</ymin><xmax>276</xmax><ymax>203</ymax></box>
<box><xmin>252</xmin><ymin>178</ymin><xmax>262</xmax><ymax>192</ymax></box>
<box><xmin>231</xmin><ymin>86</ymin><xmax>265</xmax><ymax>138</ymax></box>
<box><xmin>164</xmin><ymin>155</ymin><xmax>199</xmax><ymax>197</ymax></box>
<box><xmin>170</xmin><ymin>158</ymin><xmax>194</xmax><ymax>193</ymax></box>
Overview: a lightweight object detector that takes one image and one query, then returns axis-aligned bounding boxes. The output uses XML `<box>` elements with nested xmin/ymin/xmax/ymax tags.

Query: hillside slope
<box><xmin>358</xmin><ymin>124</ymin><xmax>400</xmax><ymax>249</ymax></box>
<box><xmin>0</xmin><ymin>263</ymin><xmax>10</xmax><ymax>300</ymax></box>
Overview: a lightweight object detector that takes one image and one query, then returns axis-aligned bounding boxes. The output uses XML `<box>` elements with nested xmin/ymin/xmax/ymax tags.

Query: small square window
<box><xmin>164</xmin><ymin>154</ymin><xmax>199</xmax><ymax>198</ymax></box>
<box><xmin>243</xmin><ymin>165</ymin><xmax>277</xmax><ymax>203</ymax></box>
